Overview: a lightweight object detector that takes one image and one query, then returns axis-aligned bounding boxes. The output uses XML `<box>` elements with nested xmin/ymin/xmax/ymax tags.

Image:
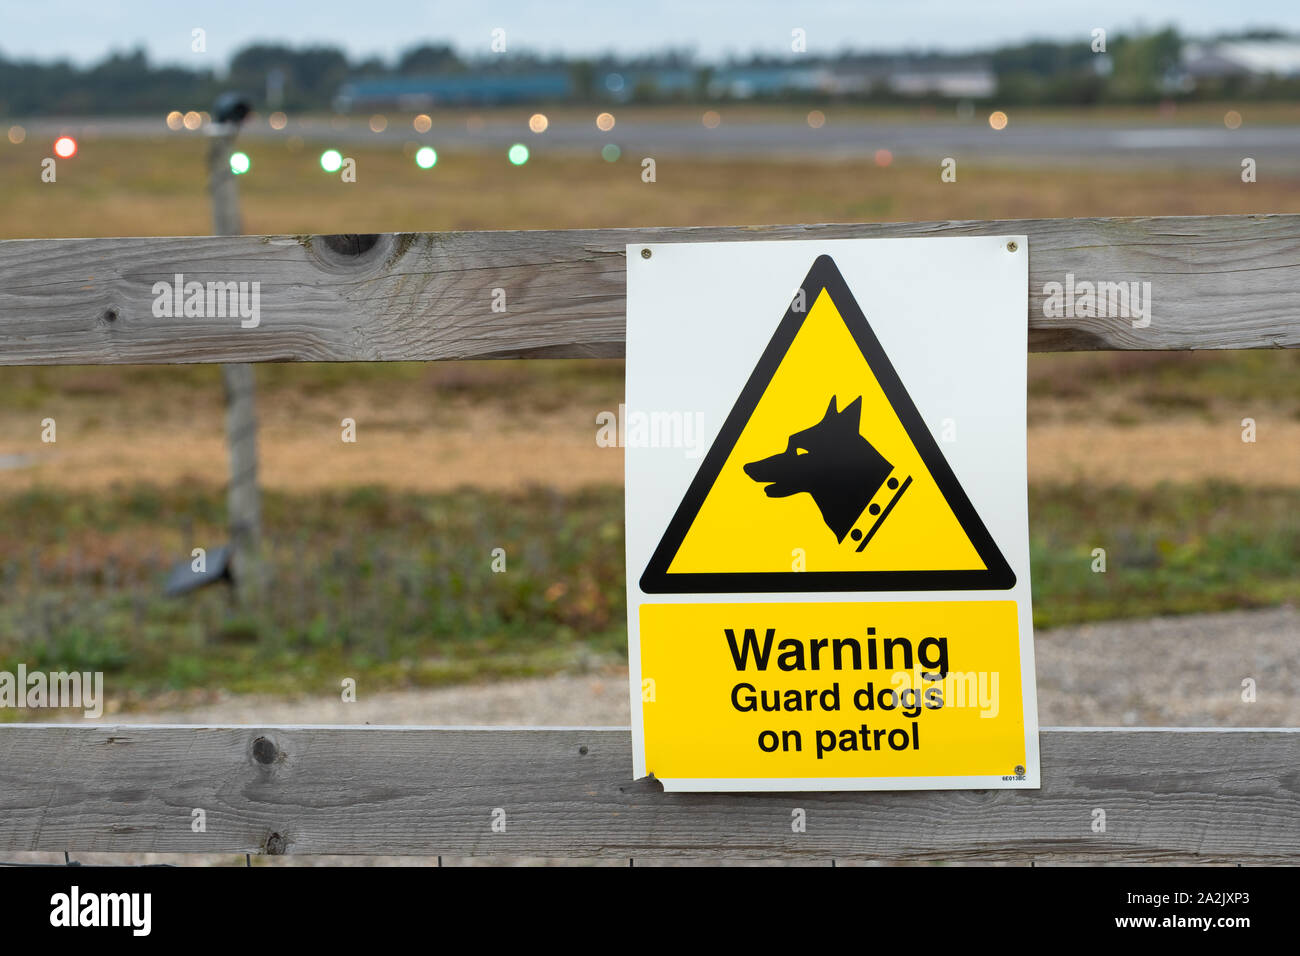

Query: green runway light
<box><xmin>229</xmin><ymin>151</ymin><xmax>251</xmax><ymax>175</ymax></box>
<box><xmin>601</xmin><ymin>143</ymin><xmax>621</xmax><ymax>162</ymax></box>
<box><xmin>508</xmin><ymin>143</ymin><xmax>530</xmax><ymax>165</ymax></box>
<box><xmin>319</xmin><ymin>149</ymin><xmax>343</xmax><ymax>172</ymax></box>
<box><xmin>415</xmin><ymin>146</ymin><xmax>437</xmax><ymax>169</ymax></box>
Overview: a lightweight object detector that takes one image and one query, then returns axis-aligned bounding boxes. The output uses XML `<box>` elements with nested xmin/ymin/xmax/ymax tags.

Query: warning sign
<box><xmin>640</xmin><ymin>255</ymin><xmax>1015</xmax><ymax>594</ymax></box>
<box><xmin>625</xmin><ymin>238</ymin><xmax>1039</xmax><ymax>792</ymax></box>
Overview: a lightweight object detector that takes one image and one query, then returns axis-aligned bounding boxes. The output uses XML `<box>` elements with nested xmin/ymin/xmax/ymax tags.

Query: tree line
<box><xmin>1</xmin><ymin>29</ymin><xmax>1296</xmax><ymax>117</ymax></box>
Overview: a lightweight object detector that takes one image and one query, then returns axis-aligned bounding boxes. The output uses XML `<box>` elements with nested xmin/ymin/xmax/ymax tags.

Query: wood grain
<box><xmin>1</xmin><ymin>726</ymin><xmax>1296</xmax><ymax>861</ymax></box>
<box><xmin>1</xmin><ymin>215</ymin><xmax>1298</xmax><ymax>365</ymax></box>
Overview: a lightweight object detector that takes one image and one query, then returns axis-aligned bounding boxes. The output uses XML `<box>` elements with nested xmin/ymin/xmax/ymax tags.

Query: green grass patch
<box><xmin>1029</xmin><ymin>481</ymin><xmax>1299</xmax><ymax>627</ymax></box>
<box><xmin>0</xmin><ymin>480</ymin><xmax>1294</xmax><ymax>707</ymax></box>
<box><xmin>0</xmin><ymin>484</ymin><xmax>626</xmax><ymax>705</ymax></box>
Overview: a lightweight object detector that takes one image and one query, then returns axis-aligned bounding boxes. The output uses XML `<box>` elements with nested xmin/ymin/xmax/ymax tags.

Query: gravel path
<box><xmin>1034</xmin><ymin>606</ymin><xmax>1299</xmax><ymax>727</ymax></box>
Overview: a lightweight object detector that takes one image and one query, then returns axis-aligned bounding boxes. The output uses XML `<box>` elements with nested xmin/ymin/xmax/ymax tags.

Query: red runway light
<box><xmin>53</xmin><ymin>136</ymin><xmax>77</xmax><ymax>158</ymax></box>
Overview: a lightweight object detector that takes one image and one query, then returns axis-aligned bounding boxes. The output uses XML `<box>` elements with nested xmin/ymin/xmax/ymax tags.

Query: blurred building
<box><xmin>885</xmin><ymin>69</ymin><xmax>996</xmax><ymax>98</ymax></box>
<box><xmin>333</xmin><ymin>60</ymin><xmax>1000</xmax><ymax>110</ymax></box>
<box><xmin>1183</xmin><ymin>39</ymin><xmax>1300</xmax><ymax>78</ymax></box>
<box><xmin>335</xmin><ymin>72</ymin><xmax>573</xmax><ymax>110</ymax></box>
<box><xmin>599</xmin><ymin>68</ymin><xmax>695</xmax><ymax>99</ymax></box>
<box><xmin>706</xmin><ymin>67</ymin><xmax>832</xmax><ymax>97</ymax></box>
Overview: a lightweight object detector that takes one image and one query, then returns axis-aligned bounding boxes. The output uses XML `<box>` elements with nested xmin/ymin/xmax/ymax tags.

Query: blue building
<box><xmin>335</xmin><ymin>73</ymin><xmax>574</xmax><ymax>110</ymax></box>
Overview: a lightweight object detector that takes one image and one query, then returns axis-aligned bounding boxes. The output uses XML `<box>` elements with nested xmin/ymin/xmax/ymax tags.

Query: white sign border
<box><xmin>624</xmin><ymin>236</ymin><xmax>1039</xmax><ymax>793</ymax></box>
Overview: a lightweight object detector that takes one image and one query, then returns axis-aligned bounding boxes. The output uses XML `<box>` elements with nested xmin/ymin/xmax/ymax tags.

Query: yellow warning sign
<box><xmin>640</xmin><ymin>255</ymin><xmax>1015</xmax><ymax>594</ymax></box>
<box><xmin>641</xmin><ymin>601</ymin><xmax>1026</xmax><ymax>781</ymax></box>
<box><xmin>627</xmin><ymin>244</ymin><xmax>1036</xmax><ymax>791</ymax></box>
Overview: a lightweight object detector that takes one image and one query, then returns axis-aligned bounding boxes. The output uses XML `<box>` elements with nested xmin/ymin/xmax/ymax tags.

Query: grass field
<box><xmin>0</xmin><ymin>480</ymin><xmax>1294</xmax><ymax>712</ymax></box>
<box><xmin>0</xmin><ymin>123</ymin><xmax>1296</xmax><ymax>706</ymax></box>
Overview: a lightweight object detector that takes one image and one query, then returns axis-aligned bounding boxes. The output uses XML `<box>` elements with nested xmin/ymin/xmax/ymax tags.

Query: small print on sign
<box><xmin>625</xmin><ymin>238</ymin><xmax>1039</xmax><ymax>792</ymax></box>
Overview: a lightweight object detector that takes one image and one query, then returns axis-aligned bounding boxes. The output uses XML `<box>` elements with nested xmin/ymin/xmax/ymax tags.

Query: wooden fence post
<box><xmin>206</xmin><ymin>117</ymin><xmax>264</xmax><ymax>604</ymax></box>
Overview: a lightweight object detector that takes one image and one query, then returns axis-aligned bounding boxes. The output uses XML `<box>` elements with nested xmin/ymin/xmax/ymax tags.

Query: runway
<box><xmin>17</xmin><ymin>114</ymin><xmax>1300</xmax><ymax>169</ymax></box>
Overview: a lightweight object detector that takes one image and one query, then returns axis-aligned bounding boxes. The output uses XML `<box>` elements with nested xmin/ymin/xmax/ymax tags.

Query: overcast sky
<box><xmin>5</xmin><ymin>1</ymin><xmax>1299</xmax><ymax>66</ymax></box>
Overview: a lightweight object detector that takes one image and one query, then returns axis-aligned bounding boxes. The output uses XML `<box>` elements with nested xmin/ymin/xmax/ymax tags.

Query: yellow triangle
<box><xmin>640</xmin><ymin>255</ymin><xmax>1015</xmax><ymax>594</ymax></box>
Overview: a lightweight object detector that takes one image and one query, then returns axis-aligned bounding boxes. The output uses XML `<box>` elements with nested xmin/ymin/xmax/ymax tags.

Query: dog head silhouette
<box><xmin>743</xmin><ymin>395</ymin><xmax>893</xmax><ymax>543</ymax></box>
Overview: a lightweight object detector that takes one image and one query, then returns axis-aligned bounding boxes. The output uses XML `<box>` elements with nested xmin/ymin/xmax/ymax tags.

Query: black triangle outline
<box><xmin>639</xmin><ymin>254</ymin><xmax>1017</xmax><ymax>594</ymax></box>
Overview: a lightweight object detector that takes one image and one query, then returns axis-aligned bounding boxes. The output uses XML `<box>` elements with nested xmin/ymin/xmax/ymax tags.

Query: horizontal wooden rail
<box><xmin>1</xmin><ymin>215</ymin><xmax>1298</xmax><ymax>364</ymax></box>
<box><xmin>1</xmin><ymin>726</ymin><xmax>1297</xmax><ymax>861</ymax></box>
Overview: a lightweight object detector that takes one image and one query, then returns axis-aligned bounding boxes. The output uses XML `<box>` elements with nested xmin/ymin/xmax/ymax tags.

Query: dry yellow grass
<box><xmin>0</xmin><ymin>365</ymin><xmax>1294</xmax><ymax>492</ymax></box>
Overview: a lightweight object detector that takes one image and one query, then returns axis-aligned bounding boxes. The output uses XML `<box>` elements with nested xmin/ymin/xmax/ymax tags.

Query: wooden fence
<box><xmin>1</xmin><ymin>215</ymin><xmax>1297</xmax><ymax>861</ymax></box>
